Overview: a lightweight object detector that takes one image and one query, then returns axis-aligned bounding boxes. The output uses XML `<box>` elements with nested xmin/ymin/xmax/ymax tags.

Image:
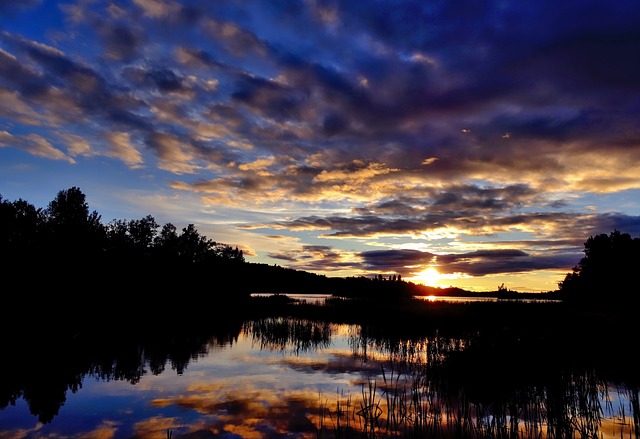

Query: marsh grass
<box><xmin>315</xmin><ymin>361</ymin><xmax>638</xmax><ymax>439</ymax></box>
<box><xmin>245</xmin><ymin>300</ymin><xmax>638</xmax><ymax>439</ymax></box>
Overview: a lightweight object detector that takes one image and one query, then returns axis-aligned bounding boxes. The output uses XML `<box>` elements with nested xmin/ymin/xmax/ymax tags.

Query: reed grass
<box><xmin>315</xmin><ymin>361</ymin><xmax>638</xmax><ymax>439</ymax></box>
<box><xmin>239</xmin><ymin>312</ymin><xmax>638</xmax><ymax>439</ymax></box>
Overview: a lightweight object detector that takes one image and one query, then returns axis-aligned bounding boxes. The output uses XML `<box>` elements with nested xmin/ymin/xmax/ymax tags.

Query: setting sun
<box><xmin>418</xmin><ymin>267</ymin><xmax>441</xmax><ymax>286</ymax></box>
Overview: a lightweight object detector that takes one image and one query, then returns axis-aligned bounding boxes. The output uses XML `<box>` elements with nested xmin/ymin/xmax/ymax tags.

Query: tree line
<box><xmin>1</xmin><ymin>186</ymin><xmax>245</xmax><ymax>296</ymax></box>
<box><xmin>3</xmin><ymin>186</ymin><xmax>637</xmax><ymax>306</ymax></box>
<box><xmin>1</xmin><ymin>186</ymin><xmax>244</xmax><ymax>265</ymax></box>
<box><xmin>0</xmin><ymin>186</ymin><xmax>417</xmax><ymax>299</ymax></box>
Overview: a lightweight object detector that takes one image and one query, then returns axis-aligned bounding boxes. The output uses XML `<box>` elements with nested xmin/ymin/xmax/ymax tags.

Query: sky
<box><xmin>1</xmin><ymin>0</ymin><xmax>640</xmax><ymax>292</ymax></box>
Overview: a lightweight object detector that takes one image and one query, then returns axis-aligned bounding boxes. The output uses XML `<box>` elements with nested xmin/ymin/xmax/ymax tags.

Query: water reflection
<box><xmin>0</xmin><ymin>316</ymin><xmax>637</xmax><ymax>439</ymax></box>
<box><xmin>250</xmin><ymin>293</ymin><xmax>562</xmax><ymax>305</ymax></box>
<box><xmin>246</xmin><ymin>317</ymin><xmax>333</xmax><ymax>353</ymax></box>
<box><xmin>250</xmin><ymin>293</ymin><xmax>334</xmax><ymax>305</ymax></box>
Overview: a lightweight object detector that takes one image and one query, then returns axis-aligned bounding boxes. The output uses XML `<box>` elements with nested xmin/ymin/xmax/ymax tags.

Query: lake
<box><xmin>250</xmin><ymin>293</ymin><xmax>335</xmax><ymax>305</ymax></box>
<box><xmin>0</xmin><ymin>308</ymin><xmax>637</xmax><ymax>439</ymax></box>
<box><xmin>250</xmin><ymin>293</ymin><xmax>562</xmax><ymax>304</ymax></box>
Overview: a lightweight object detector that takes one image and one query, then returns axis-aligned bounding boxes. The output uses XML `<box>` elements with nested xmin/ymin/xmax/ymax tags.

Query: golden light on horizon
<box><xmin>416</xmin><ymin>266</ymin><xmax>441</xmax><ymax>286</ymax></box>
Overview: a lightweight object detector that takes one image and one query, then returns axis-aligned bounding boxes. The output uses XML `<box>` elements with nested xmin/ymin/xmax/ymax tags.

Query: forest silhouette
<box><xmin>0</xmin><ymin>187</ymin><xmax>457</xmax><ymax>301</ymax></box>
<box><xmin>2</xmin><ymin>186</ymin><xmax>638</xmax><ymax>316</ymax></box>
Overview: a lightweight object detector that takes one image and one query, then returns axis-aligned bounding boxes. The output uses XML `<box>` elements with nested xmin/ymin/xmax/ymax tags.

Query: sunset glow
<box><xmin>1</xmin><ymin>1</ymin><xmax>639</xmax><ymax>292</ymax></box>
<box><xmin>416</xmin><ymin>267</ymin><xmax>442</xmax><ymax>287</ymax></box>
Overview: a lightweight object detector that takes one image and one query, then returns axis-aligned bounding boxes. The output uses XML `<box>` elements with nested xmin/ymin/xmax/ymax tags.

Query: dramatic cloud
<box><xmin>360</xmin><ymin>248</ymin><xmax>578</xmax><ymax>277</ymax></box>
<box><xmin>2</xmin><ymin>0</ymin><xmax>640</xmax><ymax>291</ymax></box>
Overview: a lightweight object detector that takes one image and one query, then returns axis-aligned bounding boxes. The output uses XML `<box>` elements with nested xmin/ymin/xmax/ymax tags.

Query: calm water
<box><xmin>0</xmin><ymin>314</ymin><xmax>637</xmax><ymax>439</ymax></box>
<box><xmin>250</xmin><ymin>293</ymin><xmax>334</xmax><ymax>304</ymax></box>
<box><xmin>250</xmin><ymin>293</ymin><xmax>561</xmax><ymax>304</ymax></box>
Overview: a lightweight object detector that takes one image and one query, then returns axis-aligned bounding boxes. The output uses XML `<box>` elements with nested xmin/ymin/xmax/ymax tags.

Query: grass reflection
<box><xmin>233</xmin><ymin>314</ymin><xmax>639</xmax><ymax>439</ymax></box>
<box><xmin>314</xmin><ymin>366</ymin><xmax>636</xmax><ymax>439</ymax></box>
<box><xmin>304</xmin><ymin>321</ymin><xmax>637</xmax><ymax>439</ymax></box>
<box><xmin>245</xmin><ymin>317</ymin><xmax>333</xmax><ymax>354</ymax></box>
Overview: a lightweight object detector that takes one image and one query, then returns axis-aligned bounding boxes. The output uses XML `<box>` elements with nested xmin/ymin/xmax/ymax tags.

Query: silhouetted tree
<box><xmin>0</xmin><ymin>195</ymin><xmax>44</xmax><ymax>261</ymax></box>
<box><xmin>43</xmin><ymin>186</ymin><xmax>105</xmax><ymax>263</ymax></box>
<box><xmin>176</xmin><ymin>224</ymin><xmax>215</xmax><ymax>264</ymax></box>
<box><xmin>127</xmin><ymin>215</ymin><xmax>159</xmax><ymax>255</ymax></box>
<box><xmin>153</xmin><ymin>222</ymin><xmax>180</xmax><ymax>260</ymax></box>
<box><xmin>558</xmin><ymin>229</ymin><xmax>639</xmax><ymax>306</ymax></box>
<box><xmin>105</xmin><ymin>215</ymin><xmax>159</xmax><ymax>262</ymax></box>
<box><xmin>214</xmin><ymin>243</ymin><xmax>245</xmax><ymax>263</ymax></box>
